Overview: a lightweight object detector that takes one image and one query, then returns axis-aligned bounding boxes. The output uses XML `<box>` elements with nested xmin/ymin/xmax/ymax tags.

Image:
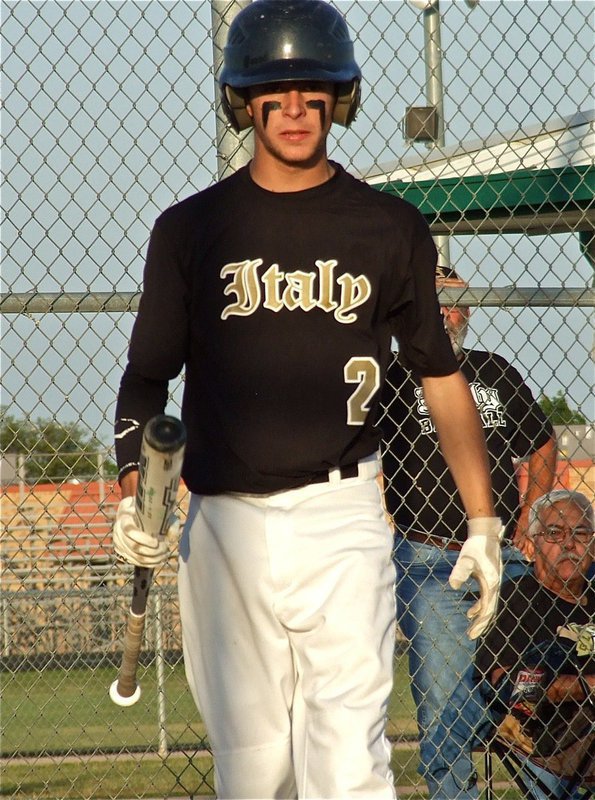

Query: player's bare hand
<box><xmin>449</xmin><ymin>517</ymin><xmax>504</xmax><ymax>640</ymax></box>
<box><xmin>112</xmin><ymin>496</ymin><xmax>179</xmax><ymax>568</ymax></box>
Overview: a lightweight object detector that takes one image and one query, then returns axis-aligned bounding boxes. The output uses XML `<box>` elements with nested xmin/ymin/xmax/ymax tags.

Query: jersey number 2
<box><xmin>344</xmin><ymin>357</ymin><xmax>380</xmax><ymax>426</ymax></box>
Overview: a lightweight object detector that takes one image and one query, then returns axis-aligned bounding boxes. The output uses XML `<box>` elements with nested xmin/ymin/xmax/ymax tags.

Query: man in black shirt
<box><xmin>110</xmin><ymin>3</ymin><xmax>503</xmax><ymax>797</ymax></box>
<box><xmin>381</xmin><ymin>266</ymin><xmax>557</xmax><ymax>795</ymax></box>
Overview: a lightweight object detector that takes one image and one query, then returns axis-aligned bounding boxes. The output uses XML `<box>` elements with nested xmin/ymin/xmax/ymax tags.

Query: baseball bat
<box><xmin>109</xmin><ymin>414</ymin><xmax>186</xmax><ymax>707</ymax></box>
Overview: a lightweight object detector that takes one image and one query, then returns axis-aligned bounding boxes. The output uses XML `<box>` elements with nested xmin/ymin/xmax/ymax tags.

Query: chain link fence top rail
<box><xmin>1</xmin><ymin>1</ymin><xmax>594</xmax><ymax>799</ymax></box>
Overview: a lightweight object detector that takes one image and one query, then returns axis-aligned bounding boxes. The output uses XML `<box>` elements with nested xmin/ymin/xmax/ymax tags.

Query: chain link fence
<box><xmin>1</xmin><ymin>1</ymin><xmax>593</xmax><ymax>798</ymax></box>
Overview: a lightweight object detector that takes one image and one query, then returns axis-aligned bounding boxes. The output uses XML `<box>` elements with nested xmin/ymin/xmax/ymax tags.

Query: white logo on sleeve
<box><xmin>114</xmin><ymin>418</ymin><xmax>140</xmax><ymax>439</ymax></box>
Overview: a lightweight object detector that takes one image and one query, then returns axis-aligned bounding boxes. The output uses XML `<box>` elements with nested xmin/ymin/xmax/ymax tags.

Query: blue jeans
<box><xmin>394</xmin><ymin>533</ymin><xmax>529</xmax><ymax>797</ymax></box>
<box><xmin>424</xmin><ymin>667</ymin><xmax>491</xmax><ymax>800</ymax></box>
<box><xmin>520</xmin><ymin>759</ymin><xmax>585</xmax><ymax>800</ymax></box>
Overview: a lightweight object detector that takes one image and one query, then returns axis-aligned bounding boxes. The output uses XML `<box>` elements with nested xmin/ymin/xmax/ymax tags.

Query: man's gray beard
<box><xmin>448</xmin><ymin>325</ymin><xmax>468</xmax><ymax>358</ymax></box>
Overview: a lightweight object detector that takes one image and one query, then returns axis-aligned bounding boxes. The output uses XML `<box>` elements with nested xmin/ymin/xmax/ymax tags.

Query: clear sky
<box><xmin>2</xmin><ymin>0</ymin><xmax>593</xmax><ymax>446</ymax></box>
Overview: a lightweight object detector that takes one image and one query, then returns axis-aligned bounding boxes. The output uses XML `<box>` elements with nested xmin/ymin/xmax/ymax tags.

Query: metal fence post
<box><xmin>421</xmin><ymin>0</ymin><xmax>451</xmax><ymax>269</ymax></box>
<box><xmin>211</xmin><ymin>0</ymin><xmax>253</xmax><ymax>179</ymax></box>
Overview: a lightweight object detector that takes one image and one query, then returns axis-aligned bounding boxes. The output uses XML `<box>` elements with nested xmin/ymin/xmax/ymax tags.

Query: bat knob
<box><xmin>109</xmin><ymin>679</ymin><xmax>142</xmax><ymax>707</ymax></box>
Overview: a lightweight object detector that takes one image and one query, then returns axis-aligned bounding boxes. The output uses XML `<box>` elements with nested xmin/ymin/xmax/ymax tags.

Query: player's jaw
<box><xmin>247</xmin><ymin>81</ymin><xmax>335</xmax><ymax>167</ymax></box>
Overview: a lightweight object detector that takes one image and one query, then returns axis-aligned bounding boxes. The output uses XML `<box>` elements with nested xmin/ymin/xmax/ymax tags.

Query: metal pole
<box><xmin>97</xmin><ymin>450</ymin><xmax>105</xmax><ymax>506</ymax></box>
<box><xmin>422</xmin><ymin>1</ymin><xmax>451</xmax><ymax>268</ymax></box>
<box><xmin>0</xmin><ymin>540</ymin><xmax>7</xmax><ymax>657</ymax></box>
<box><xmin>211</xmin><ymin>0</ymin><xmax>253</xmax><ymax>180</ymax></box>
<box><xmin>154</xmin><ymin>588</ymin><xmax>168</xmax><ymax>757</ymax></box>
<box><xmin>17</xmin><ymin>453</ymin><xmax>26</xmax><ymax>506</ymax></box>
<box><xmin>2</xmin><ymin>287</ymin><xmax>593</xmax><ymax>313</ymax></box>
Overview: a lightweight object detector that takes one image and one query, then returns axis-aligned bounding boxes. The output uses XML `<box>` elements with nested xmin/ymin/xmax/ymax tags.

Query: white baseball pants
<box><xmin>178</xmin><ymin>455</ymin><xmax>397</xmax><ymax>799</ymax></box>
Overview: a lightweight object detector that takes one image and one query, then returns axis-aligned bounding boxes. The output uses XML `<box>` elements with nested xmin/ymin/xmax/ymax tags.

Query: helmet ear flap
<box><xmin>222</xmin><ymin>86</ymin><xmax>253</xmax><ymax>132</ymax></box>
<box><xmin>333</xmin><ymin>79</ymin><xmax>361</xmax><ymax>127</ymax></box>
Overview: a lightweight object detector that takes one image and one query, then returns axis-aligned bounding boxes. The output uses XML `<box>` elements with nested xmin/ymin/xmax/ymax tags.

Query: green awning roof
<box><xmin>376</xmin><ymin>164</ymin><xmax>594</xmax><ymax>235</ymax></box>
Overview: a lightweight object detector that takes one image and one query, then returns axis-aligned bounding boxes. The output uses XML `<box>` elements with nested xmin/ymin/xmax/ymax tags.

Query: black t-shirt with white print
<box><xmin>381</xmin><ymin>348</ymin><xmax>553</xmax><ymax>541</ymax></box>
<box><xmin>115</xmin><ymin>163</ymin><xmax>458</xmax><ymax>495</ymax></box>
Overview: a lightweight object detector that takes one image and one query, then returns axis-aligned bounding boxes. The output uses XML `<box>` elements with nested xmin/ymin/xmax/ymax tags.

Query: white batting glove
<box><xmin>112</xmin><ymin>496</ymin><xmax>179</xmax><ymax>569</ymax></box>
<box><xmin>449</xmin><ymin>517</ymin><xmax>505</xmax><ymax>640</ymax></box>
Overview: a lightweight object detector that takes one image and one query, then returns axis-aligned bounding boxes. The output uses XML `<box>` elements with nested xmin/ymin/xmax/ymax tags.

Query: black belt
<box><xmin>310</xmin><ymin>463</ymin><xmax>359</xmax><ymax>484</ymax></box>
<box><xmin>405</xmin><ymin>530</ymin><xmax>464</xmax><ymax>552</ymax></box>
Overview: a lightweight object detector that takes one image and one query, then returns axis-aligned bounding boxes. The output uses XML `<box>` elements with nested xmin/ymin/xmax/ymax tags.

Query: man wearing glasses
<box><xmin>476</xmin><ymin>488</ymin><xmax>594</xmax><ymax>699</ymax></box>
<box><xmin>427</xmin><ymin>489</ymin><xmax>594</xmax><ymax>799</ymax></box>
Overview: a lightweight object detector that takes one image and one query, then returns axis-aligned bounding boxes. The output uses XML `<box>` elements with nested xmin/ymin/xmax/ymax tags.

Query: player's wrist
<box><xmin>119</xmin><ymin>469</ymin><xmax>139</xmax><ymax>498</ymax></box>
<box><xmin>467</xmin><ymin>517</ymin><xmax>504</xmax><ymax>539</ymax></box>
<box><xmin>118</xmin><ymin>463</ymin><xmax>140</xmax><ymax>488</ymax></box>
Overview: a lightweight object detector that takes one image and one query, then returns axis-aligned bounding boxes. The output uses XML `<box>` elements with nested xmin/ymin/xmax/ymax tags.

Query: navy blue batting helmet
<box><xmin>219</xmin><ymin>0</ymin><xmax>361</xmax><ymax>132</ymax></box>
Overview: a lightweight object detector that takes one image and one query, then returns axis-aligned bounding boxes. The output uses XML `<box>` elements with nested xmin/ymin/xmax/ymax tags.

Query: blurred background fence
<box><xmin>1</xmin><ymin>1</ymin><xmax>593</xmax><ymax>798</ymax></box>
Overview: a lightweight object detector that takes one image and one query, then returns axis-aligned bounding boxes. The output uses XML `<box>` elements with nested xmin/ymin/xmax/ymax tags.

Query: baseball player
<box><xmin>111</xmin><ymin>2</ymin><xmax>503</xmax><ymax>797</ymax></box>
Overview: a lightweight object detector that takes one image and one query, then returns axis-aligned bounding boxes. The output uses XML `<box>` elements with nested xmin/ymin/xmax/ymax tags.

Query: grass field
<box><xmin>1</xmin><ymin>655</ymin><xmax>416</xmax><ymax>756</ymax></box>
<box><xmin>1</xmin><ymin>749</ymin><xmax>521</xmax><ymax>800</ymax></box>
<box><xmin>1</xmin><ymin>654</ymin><xmax>519</xmax><ymax>799</ymax></box>
<box><xmin>2</xmin><ymin>664</ymin><xmax>205</xmax><ymax>755</ymax></box>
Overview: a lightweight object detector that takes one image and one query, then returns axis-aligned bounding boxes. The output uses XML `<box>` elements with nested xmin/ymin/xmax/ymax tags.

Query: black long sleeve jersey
<box><xmin>115</xmin><ymin>163</ymin><xmax>458</xmax><ymax>495</ymax></box>
<box><xmin>381</xmin><ymin>349</ymin><xmax>554</xmax><ymax>542</ymax></box>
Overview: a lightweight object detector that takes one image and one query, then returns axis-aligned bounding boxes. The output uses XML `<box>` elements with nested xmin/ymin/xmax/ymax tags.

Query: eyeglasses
<box><xmin>537</xmin><ymin>525</ymin><xmax>593</xmax><ymax>545</ymax></box>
